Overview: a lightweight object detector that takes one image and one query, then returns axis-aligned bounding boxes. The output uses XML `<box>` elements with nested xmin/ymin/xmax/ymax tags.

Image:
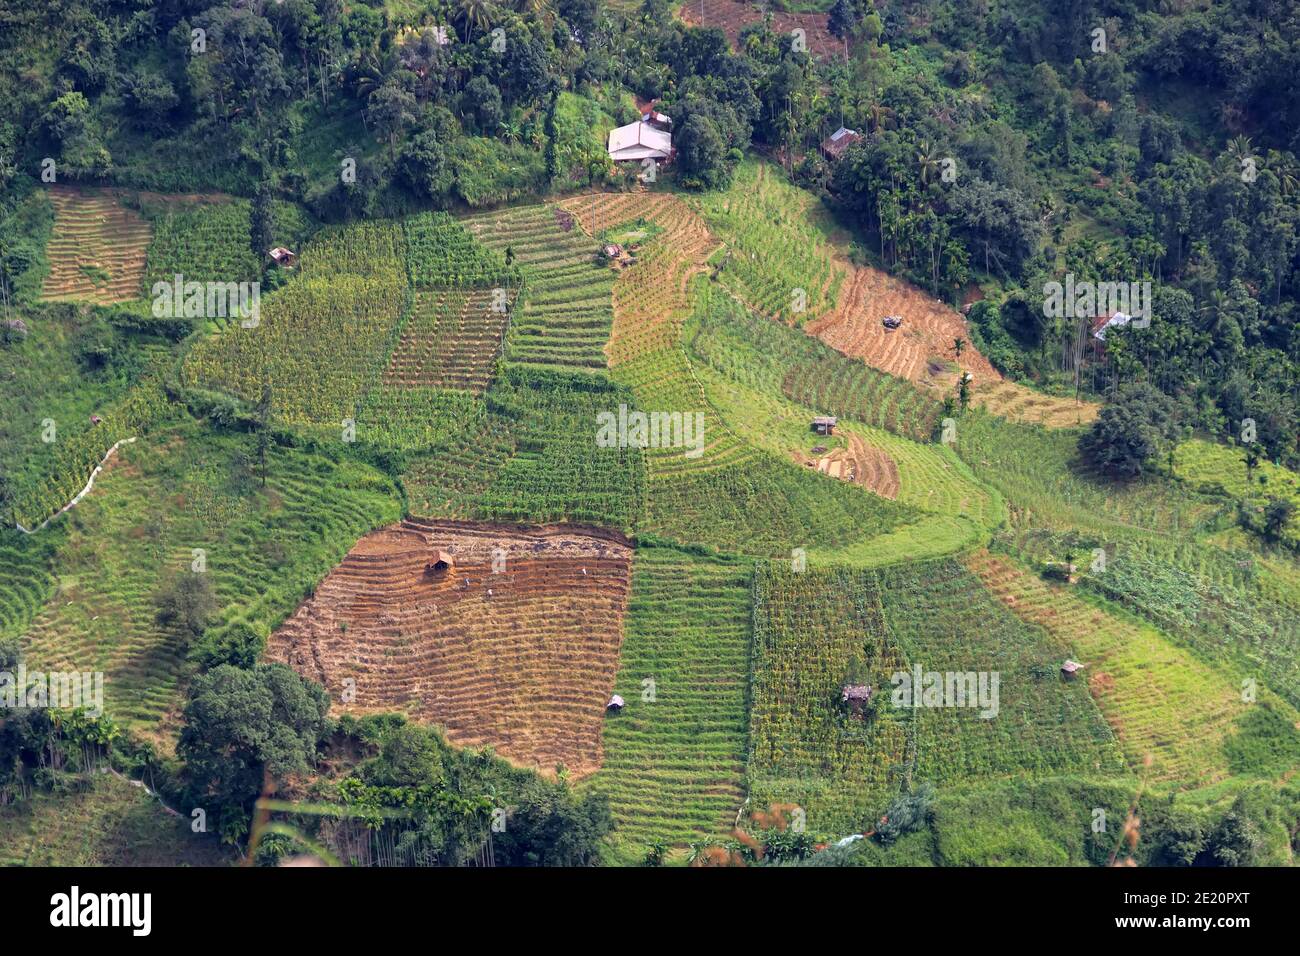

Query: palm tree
<box><xmin>1266</xmin><ymin>149</ymin><xmax>1299</xmax><ymax>197</ymax></box>
<box><xmin>776</xmin><ymin>109</ymin><xmax>799</xmax><ymax>174</ymax></box>
<box><xmin>515</xmin><ymin>0</ymin><xmax>555</xmax><ymax>26</ymax></box>
<box><xmin>456</xmin><ymin>0</ymin><xmax>494</xmax><ymax>42</ymax></box>
<box><xmin>866</xmin><ymin>101</ymin><xmax>896</xmax><ymax>135</ymax></box>
<box><xmin>1225</xmin><ymin>134</ymin><xmax>1254</xmax><ymax>177</ymax></box>
<box><xmin>916</xmin><ymin>140</ymin><xmax>940</xmax><ymax>186</ymax></box>
<box><xmin>352</xmin><ymin>44</ymin><xmax>397</xmax><ymax>107</ymax></box>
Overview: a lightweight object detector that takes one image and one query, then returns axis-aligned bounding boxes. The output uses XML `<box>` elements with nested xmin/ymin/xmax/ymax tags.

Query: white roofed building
<box><xmin>608</xmin><ymin>120</ymin><xmax>672</xmax><ymax>162</ymax></box>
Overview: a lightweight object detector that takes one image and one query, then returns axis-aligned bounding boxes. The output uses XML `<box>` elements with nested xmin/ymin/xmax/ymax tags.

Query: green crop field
<box><xmin>464</xmin><ymin>204</ymin><xmax>616</xmax><ymax>374</ymax></box>
<box><xmin>747</xmin><ymin>564</ymin><xmax>911</xmax><ymax>835</ymax></box>
<box><xmin>965</xmin><ymin>550</ymin><xmax>1300</xmax><ymax>784</ymax></box>
<box><xmin>5</xmin><ymin>3</ymin><xmax>1299</xmax><ymax>878</ymax></box>
<box><xmin>999</xmin><ymin>529</ymin><xmax>1300</xmax><ymax>713</ymax></box>
<box><xmin>685</xmin><ymin>278</ymin><xmax>942</xmax><ymax>443</ymax></box>
<box><xmin>689</xmin><ymin>158</ymin><xmax>845</xmax><ymax>326</ymax></box>
<box><xmin>953</xmin><ymin>411</ymin><xmax>1220</xmax><ymax>538</ymax></box>
<box><xmin>587</xmin><ymin>544</ymin><xmax>753</xmax><ymax>862</ymax></box>
<box><xmin>18</xmin><ymin>420</ymin><xmax>400</xmax><ymax>742</ymax></box>
<box><xmin>140</xmin><ymin>197</ymin><xmax>313</xmax><ymax>298</ymax></box>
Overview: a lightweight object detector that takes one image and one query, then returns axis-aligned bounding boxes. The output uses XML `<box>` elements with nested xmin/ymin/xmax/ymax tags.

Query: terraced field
<box><xmin>140</xmin><ymin>196</ymin><xmax>313</xmax><ymax>295</ymax></box>
<box><xmin>747</xmin><ymin>565</ymin><xmax>910</xmax><ymax>835</ymax></box>
<box><xmin>18</xmin><ymin>426</ymin><xmax>400</xmax><ymax>746</ymax></box>
<box><xmin>617</xmin><ymin>343</ymin><xmax>921</xmax><ymax>557</ymax></box>
<box><xmin>964</xmin><ymin>550</ymin><xmax>1257</xmax><ymax>784</ymax></box>
<box><xmin>266</xmin><ymin>519</ymin><xmax>634</xmax><ymax>779</ymax></box>
<box><xmin>877</xmin><ymin>559</ymin><xmax>1125</xmax><ymax>788</ymax></box>
<box><xmin>686</xmin><ymin>277</ymin><xmax>943</xmax><ymax>443</ymax></box>
<box><xmin>40</xmin><ymin>186</ymin><xmax>151</xmax><ymax>304</ymax></box>
<box><xmin>690</xmin><ymin>160</ymin><xmax>843</xmax><ymax>327</ymax></box>
<box><xmin>1001</xmin><ymin>529</ymin><xmax>1300</xmax><ymax>712</ymax></box>
<box><xmin>182</xmin><ymin>222</ymin><xmax>409</xmax><ymax>426</ymax></box>
<box><xmin>383</xmin><ymin>289</ymin><xmax>511</xmax><ymax>393</ymax></box>
<box><xmin>689</xmin><ymin>338</ymin><xmax>1004</xmax><ymax>565</ymax></box>
<box><xmin>809</xmin><ymin>263</ymin><xmax>999</xmax><ymax>387</ymax></box>
<box><xmin>587</xmin><ymin>546</ymin><xmax>752</xmax><ymax>860</ymax></box>
<box><xmin>0</xmin><ymin>529</ymin><xmax>61</xmax><ymax>643</ymax></box>
<box><xmin>557</xmin><ymin>192</ymin><xmax>720</xmax><ymax>365</ymax></box>
<box><xmin>464</xmin><ymin>204</ymin><xmax>615</xmax><ymax>374</ymax></box>
<box><xmin>800</xmin><ymin>431</ymin><xmax>901</xmax><ymax>499</ymax></box>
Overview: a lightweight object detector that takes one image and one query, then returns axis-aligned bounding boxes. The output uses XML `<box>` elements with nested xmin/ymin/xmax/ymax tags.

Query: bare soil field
<box><xmin>810</xmin><ymin>264</ymin><xmax>1100</xmax><ymax>426</ymax></box>
<box><xmin>41</xmin><ymin>185</ymin><xmax>151</xmax><ymax>304</ymax></box>
<box><xmin>265</xmin><ymin>519</ymin><xmax>634</xmax><ymax>779</ymax></box>
<box><xmin>809</xmin><ymin>263</ymin><xmax>999</xmax><ymax>386</ymax></box>
<box><xmin>797</xmin><ymin>430</ymin><xmax>900</xmax><ymax>499</ymax></box>
<box><xmin>973</xmin><ymin>379</ymin><xmax>1101</xmax><ymax>427</ymax></box>
<box><xmin>679</xmin><ymin>0</ymin><xmax>847</xmax><ymax>60</ymax></box>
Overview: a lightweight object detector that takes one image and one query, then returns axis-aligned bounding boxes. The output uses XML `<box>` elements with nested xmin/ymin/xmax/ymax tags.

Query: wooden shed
<box><xmin>812</xmin><ymin>416</ymin><xmax>838</xmax><ymax>436</ymax></box>
<box><xmin>269</xmin><ymin>247</ymin><xmax>298</xmax><ymax>267</ymax></box>
<box><xmin>1061</xmin><ymin>660</ymin><xmax>1085</xmax><ymax>679</ymax></box>
<box><xmin>841</xmin><ymin>683</ymin><xmax>873</xmax><ymax>717</ymax></box>
<box><xmin>425</xmin><ymin>549</ymin><xmax>454</xmax><ymax>575</ymax></box>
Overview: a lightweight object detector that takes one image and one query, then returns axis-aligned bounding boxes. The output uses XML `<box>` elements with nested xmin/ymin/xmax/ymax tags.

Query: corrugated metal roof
<box><xmin>608</xmin><ymin>121</ymin><xmax>671</xmax><ymax>160</ymax></box>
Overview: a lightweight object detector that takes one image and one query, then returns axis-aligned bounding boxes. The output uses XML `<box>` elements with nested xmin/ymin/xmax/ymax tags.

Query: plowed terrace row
<box><xmin>265</xmin><ymin>519</ymin><xmax>633</xmax><ymax>778</ymax></box>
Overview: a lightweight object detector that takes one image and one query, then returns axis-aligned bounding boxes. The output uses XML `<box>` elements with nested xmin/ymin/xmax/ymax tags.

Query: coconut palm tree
<box><xmin>515</xmin><ymin>0</ymin><xmax>555</xmax><ymax>26</ymax></box>
<box><xmin>866</xmin><ymin>101</ymin><xmax>896</xmax><ymax>135</ymax></box>
<box><xmin>351</xmin><ymin>44</ymin><xmax>398</xmax><ymax>109</ymax></box>
<box><xmin>916</xmin><ymin>140</ymin><xmax>940</xmax><ymax>186</ymax></box>
<box><xmin>456</xmin><ymin>0</ymin><xmax>494</xmax><ymax>42</ymax></box>
<box><xmin>1225</xmin><ymin>134</ymin><xmax>1254</xmax><ymax>177</ymax></box>
<box><xmin>1266</xmin><ymin>149</ymin><xmax>1299</xmax><ymax>197</ymax></box>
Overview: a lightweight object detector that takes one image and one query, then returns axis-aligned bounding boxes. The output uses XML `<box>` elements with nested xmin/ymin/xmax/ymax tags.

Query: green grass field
<box><xmin>0</xmin><ymin>771</ymin><xmax>231</xmax><ymax>866</ymax></box>
<box><xmin>587</xmin><ymin>544</ymin><xmax>753</xmax><ymax>862</ymax></box>
<box><xmin>18</xmin><ymin>420</ymin><xmax>400</xmax><ymax>744</ymax></box>
<box><xmin>464</xmin><ymin>204</ymin><xmax>616</xmax><ymax>374</ymax></box>
<box><xmin>1174</xmin><ymin>438</ymin><xmax>1300</xmax><ymax>546</ymax></box>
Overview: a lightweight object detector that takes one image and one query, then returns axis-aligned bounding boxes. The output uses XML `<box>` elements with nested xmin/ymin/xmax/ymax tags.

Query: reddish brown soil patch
<box><xmin>798</xmin><ymin>431</ymin><xmax>899</xmax><ymax>499</ymax></box>
<box><xmin>265</xmin><ymin>519</ymin><xmax>633</xmax><ymax>779</ymax></box>
<box><xmin>679</xmin><ymin>0</ymin><xmax>847</xmax><ymax>60</ymax></box>
<box><xmin>809</xmin><ymin>263</ymin><xmax>999</xmax><ymax>387</ymax></box>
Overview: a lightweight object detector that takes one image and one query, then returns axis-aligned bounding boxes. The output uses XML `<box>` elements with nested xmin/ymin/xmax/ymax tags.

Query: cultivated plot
<box><xmin>266</xmin><ymin>519</ymin><xmax>634</xmax><ymax>778</ymax></box>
